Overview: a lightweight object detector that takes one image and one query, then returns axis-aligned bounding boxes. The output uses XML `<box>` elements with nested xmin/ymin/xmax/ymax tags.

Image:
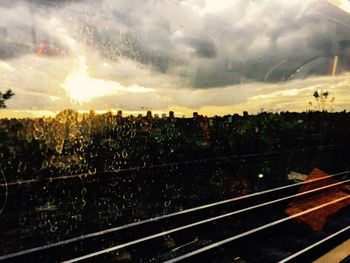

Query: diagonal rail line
<box><xmin>1</xmin><ymin>171</ymin><xmax>349</xmax><ymax>261</ymax></box>
<box><xmin>60</xmin><ymin>178</ymin><xmax>350</xmax><ymax>262</ymax></box>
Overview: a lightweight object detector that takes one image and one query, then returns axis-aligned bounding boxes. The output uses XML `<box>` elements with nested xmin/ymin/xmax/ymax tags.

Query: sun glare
<box><xmin>61</xmin><ymin>56</ymin><xmax>154</xmax><ymax>104</ymax></box>
<box><xmin>328</xmin><ymin>0</ymin><xmax>350</xmax><ymax>13</ymax></box>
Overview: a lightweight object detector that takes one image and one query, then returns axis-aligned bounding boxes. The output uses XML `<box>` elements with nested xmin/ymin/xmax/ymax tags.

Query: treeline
<box><xmin>1</xmin><ymin>110</ymin><xmax>350</xmax><ymax>183</ymax></box>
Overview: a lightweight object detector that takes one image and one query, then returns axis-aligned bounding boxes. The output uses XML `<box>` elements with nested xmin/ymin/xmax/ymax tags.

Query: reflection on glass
<box><xmin>0</xmin><ymin>1</ymin><xmax>350</xmax><ymax>262</ymax></box>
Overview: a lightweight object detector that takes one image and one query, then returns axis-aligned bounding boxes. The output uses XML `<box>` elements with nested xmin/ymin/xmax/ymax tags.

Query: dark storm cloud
<box><xmin>191</xmin><ymin>2</ymin><xmax>337</xmax><ymax>85</ymax></box>
<box><xmin>185</xmin><ymin>37</ymin><xmax>217</xmax><ymax>58</ymax></box>
<box><xmin>0</xmin><ymin>0</ymin><xmax>345</xmax><ymax>88</ymax></box>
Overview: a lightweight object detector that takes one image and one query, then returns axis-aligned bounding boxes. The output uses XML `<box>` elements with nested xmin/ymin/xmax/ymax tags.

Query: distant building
<box><xmin>161</xmin><ymin>113</ymin><xmax>167</xmax><ymax>119</ymax></box>
<box><xmin>117</xmin><ymin>110</ymin><xmax>122</xmax><ymax>118</ymax></box>
<box><xmin>169</xmin><ymin>111</ymin><xmax>174</xmax><ymax>119</ymax></box>
<box><xmin>193</xmin><ymin>112</ymin><xmax>199</xmax><ymax>118</ymax></box>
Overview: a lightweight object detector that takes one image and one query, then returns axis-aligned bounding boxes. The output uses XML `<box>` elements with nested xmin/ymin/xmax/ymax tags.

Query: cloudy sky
<box><xmin>0</xmin><ymin>0</ymin><xmax>349</xmax><ymax>117</ymax></box>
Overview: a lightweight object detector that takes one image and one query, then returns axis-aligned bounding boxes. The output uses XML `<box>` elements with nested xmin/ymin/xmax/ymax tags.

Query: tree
<box><xmin>308</xmin><ymin>90</ymin><xmax>335</xmax><ymax>112</ymax></box>
<box><xmin>0</xmin><ymin>89</ymin><xmax>14</xmax><ymax>108</ymax></box>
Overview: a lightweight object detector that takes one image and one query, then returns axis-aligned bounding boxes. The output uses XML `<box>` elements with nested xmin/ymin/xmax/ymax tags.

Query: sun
<box><xmin>61</xmin><ymin>56</ymin><xmax>154</xmax><ymax>104</ymax></box>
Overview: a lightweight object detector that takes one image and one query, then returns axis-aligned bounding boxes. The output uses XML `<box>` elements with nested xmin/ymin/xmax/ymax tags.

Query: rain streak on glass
<box><xmin>1</xmin><ymin>0</ymin><xmax>350</xmax><ymax>262</ymax></box>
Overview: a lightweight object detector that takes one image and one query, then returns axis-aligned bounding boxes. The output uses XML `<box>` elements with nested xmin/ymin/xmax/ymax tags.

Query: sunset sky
<box><xmin>0</xmin><ymin>0</ymin><xmax>349</xmax><ymax>118</ymax></box>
